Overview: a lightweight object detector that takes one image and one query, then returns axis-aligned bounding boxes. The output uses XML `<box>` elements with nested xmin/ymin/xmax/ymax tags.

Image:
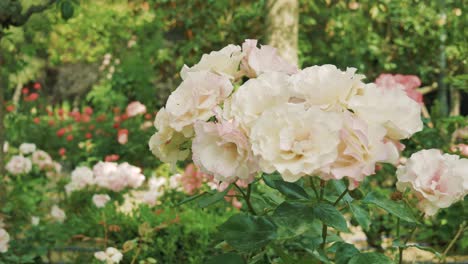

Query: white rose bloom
<box><xmin>0</xmin><ymin>229</ymin><xmax>9</xmax><ymax>253</ymax></box>
<box><xmin>250</xmin><ymin>103</ymin><xmax>343</xmax><ymax>182</ymax></box>
<box><xmin>6</xmin><ymin>155</ymin><xmax>32</xmax><ymax>175</ymax></box>
<box><xmin>70</xmin><ymin>166</ymin><xmax>94</xmax><ymax>190</ymax></box>
<box><xmin>148</xmin><ymin>176</ymin><xmax>168</xmax><ymax>191</ymax></box>
<box><xmin>240</xmin><ymin>39</ymin><xmax>298</xmax><ymax>78</ymax></box>
<box><xmin>31</xmin><ymin>150</ymin><xmax>53</xmax><ymax>169</ymax></box>
<box><xmin>166</xmin><ymin>71</ymin><xmax>233</xmax><ymax>132</ymax></box>
<box><xmin>289</xmin><ymin>65</ymin><xmax>365</xmax><ymax>110</ymax></box>
<box><xmin>117</xmin><ymin>162</ymin><xmax>145</xmax><ymax>188</ymax></box>
<box><xmin>168</xmin><ymin>174</ymin><xmax>183</xmax><ymax>190</ymax></box>
<box><xmin>31</xmin><ymin>216</ymin><xmax>40</xmax><ymax>226</ymax></box>
<box><xmin>2</xmin><ymin>141</ymin><xmax>8</xmax><ymax>153</ymax></box>
<box><xmin>93</xmin><ymin>194</ymin><xmax>111</xmax><ymax>208</ymax></box>
<box><xmin>50</xmin><ymin>205</ymin><xmax>66</xmax><ymax>223</ymax></box>
<box><xmin>192</xmin><ymin>120</ymin><xmax>258</xmax><ymax>183</ymax></box>
<box><xmin>94</xmin><ymin>247</ymin><xmax>123</xmax><ymax>264</ymax></box>
<box><xmin>226</xmin><ymin>72</ymin><xmax>291</xmax><ymax>133</ymax></box>
<box><xmin>348</xmin><ymin>83</ymin><xmax>423</xmax><ymax>140</ymax></box>
<box><xmin>149</xmin><ymin>108</ymin><xmax>190</xmax><ymax>168</ymax></box>
<box><xmin>321</xmin><ymin>112</ymin><xmax>400</xmax><ymax>189</ymax></box>
<box><xmin>396</xmin><ymin>149</ymin><xmax>468</xmax><ymax>216</ymax></box>
<box><xmin>180</xmin><ymin>44</ymin><xmax>243</xmax><ymax>79</ymax></box>
<box><xmin>19</xmin><ymin>143</ymin><xmax>36</xmax><ymax>155</ymax></box>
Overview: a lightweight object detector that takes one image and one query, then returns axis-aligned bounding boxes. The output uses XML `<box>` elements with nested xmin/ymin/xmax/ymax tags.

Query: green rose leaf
<box><xmin>207</xmin><ymin>253</ymin><xmax>245</xmax><ymax>264</ymax></box>
<box><xmin>334</xmin><ymin>242</ymin><xmax>360</xmax><ymax>264</ymax></box>
<box><xmin>273</xmin><ymin>201</ymin><xmax>318</xmax><ymax>239</ymax></box>
<box><xmin>198</xmin><ymin>187</ymin><xmax>230</xmax><ymax>208</ymax></box>
<box><xmin>218</xmin><ymin>214</ymin><xmax>277</xmax><ymax>251</ymax></box>
<box><xmin>313</xmin><ymin>202</ymin><xmax>349</xmax><ymax>232</ymax></box>
<box><xmin>348</xmin><ymin>252</ymin><xmax>392</xmax><ymax>264</ymax></box>
<box><xmin>274</xmin><ymin>180</ymin><xmax>310</xmax><ymax>200</ymax></box>
<box><xmin>363</xmin><ymin>192</ymin><xmax>419</xmax><ymax>223</ymax></box>
<box><xmin>348</xmin><ymin>201</ymin><xmax>371</xmax><ymax>231</ymax></box>
<box><xmin>262</xmin><ymin>173</ymin><xmax>283</xmax><ymax>189</ymax></box>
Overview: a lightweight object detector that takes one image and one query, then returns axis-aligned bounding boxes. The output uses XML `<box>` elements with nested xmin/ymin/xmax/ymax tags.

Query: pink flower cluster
<box><xmin>375</xmin><ymin>73</ymin><xmax>423</xmax><ymax>104</ymax></box>
<box><xmin>65</xmin><ymin>161</ymin><xmax>145</xmax><ymax>193</ymax></box>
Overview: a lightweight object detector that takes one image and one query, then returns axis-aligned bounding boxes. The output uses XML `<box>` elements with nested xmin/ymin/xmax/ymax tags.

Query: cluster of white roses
<box><xmin>396</xmin><ymin>149</ymin><xmax>468</xmax><ymax>216</ymax></box>
<box><xmin>94</xmin><ymin>247</ymin><xmax>123</xmax><ymax>264</ymax></box>
<box><xmin>118</xmin><ymin>173</ymin><xmax>181</xmax><ymax>214</ymax></box>
<box><xmin>5</xmin><ymin>143</ymin><xmax>62</xmax><ymax>178</ymax></box>
<box><xmin>65</xmin><ymin>161</ymin><xmax>145</xmax><ymax>193</ymax></box>
<box><xmin>149</xmin><ymin>39</ymin><xmax>423</xmax><ymax>189</ymax></box>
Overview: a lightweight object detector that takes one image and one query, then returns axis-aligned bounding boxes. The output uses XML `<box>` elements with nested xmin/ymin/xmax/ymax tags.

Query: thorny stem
<box><xmin>398</xmin><ymin>213</ymin><xmax>425</xmax><ymax>264</ymax></box>
<box><xmin>319</xmin><ymin>180</ymin><xmax>325</xmax><ymax>201</ymax></box>
<box><xmin>308</xmin><ymin>177</ymin><xmax>319</xmax><ymax>198</ymax></box>
<box><xmin>333</xmin><ymin>188</ymin><xmax>349</xmax><ymax>206</ymax></box>
<box><xmin>319</xmin><ymin>180</ymin><xmax>327</xmax><ymax>250</ymax></box>
<box><xmin>439</xmin><ymin>221</ymin><xmax>466</xmax><ymax>263</ymax></box>
<box><xmin>233</xmin><ymin>183</ymin><xmax>257</xmax><ymax>215</ymax></box>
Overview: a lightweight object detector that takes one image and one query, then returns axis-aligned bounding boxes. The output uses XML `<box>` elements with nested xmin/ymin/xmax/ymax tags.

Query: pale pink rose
<box><xmin>250</xmin><ymin>103</ymin><xmax>343</xmax><ymax>182</ymax></box>
<box><xmin>149</xmin><ymin>108</ymin><xmax>191</xmax><ymax>168</ymax></box>
<box><xmin>289</xmin><ymin>65</ymin><xmax>366</xmax><ymax>110</ymax></box>
<box><xmin>0</xmin><ymin>229</ymin><xmax>9</xmax><ymax>253</ymax></box>
<box><xmin>117</xmin><ymin>162</ymin><xmax>145</xmax><ymax>188</ymax></box>
<box><xmin>180</xmin><ymin>164</ymin><xmax>208</xmax><ymax>195</ymax></box>
<box><xmin>126</xmin><ymin>101</ymin><xmax>147</xmax><ymax>117</ymax></box>
<box><xmin>375</xmin><ymin>73</ymin><xmax>423</xmax><ymax>104</ymax></box>
<box><xmin>94</xmin><ymin>247</ymin><xmax>123</xmax><ymax>263</ymax></box>
<box><xmin>50</xmin><ymin>205</ymin><xmax>66</xmax><ymax>223</ymax></box>
<box><xmin>93</xmin><ymin>161</ymin><xmax>119</xmax><ymax>189</ymax></box>
<box><xmin>192</xmin><ymin>119</ymin><xmax>258</xmax><ymax>184</ymax></box>
<box><xmin>240</xmin><ymin>39</ymin><xmax>298</xmax><ymax>78</ymax></box>
<box><xmin>31</xmin><ymin>150</ymin><xmax>53</xmax><ymax>169</ymax></box>
<box><xmin>348</xmin><ymin>83</ymin><xmax>423</xmax><ymax>140</ymax></box>
<box><xmin>180</xmin><ymin>44</ymin><xmax>243</xmax><ymax>79</ymax></box>
<box><xmin>19</xmin><ymin>143</ymin><xmax>36</xmax><ymax>155</ymax></box>
<box><xmin>451</xmin><ymin>144</ymin><xmax>468</xmax><ymax>156</ymax></box>
<box><xmin>69</xmin><ymin>166</ymin><xmax>94</xmax><ymax>191</ymax></box>
<box><xmin>92</xmin><ymin>194</ymin><xmax>111</xmax><ymax>208</ymax></box>
<box><xmin>225</xmin><ymin>71</ymin><xmax>291</xmax><ymax>133</ymax></box>
<box><xmin>6</xmin><ymin>155</ymin><xmax>32</xmax><ymax>175</ymax></box>
<box><xmin>396</xmin><ymin>149</ymin><xmax>468</xmax><ymax>216</ymax></box>
<box><xmin>165</xmin><ymin>71</ymin><xmax>233</xmax><ymax>132</ymax></box>
<box><xmin>117</xmin><ymin>129</ymin><xmax>128</xmax><ymax>145</ymax></box>
<box><xmin>321</xmin><ymin>112</ymin><xmax>401</xmax><ymax>189</ymax></box>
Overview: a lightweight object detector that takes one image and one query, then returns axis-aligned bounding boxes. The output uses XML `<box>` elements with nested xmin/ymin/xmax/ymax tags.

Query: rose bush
<box><xmin>149</xmin><ymin>40</ymin><xmax>467</xmax><ymax>263</ymax></box>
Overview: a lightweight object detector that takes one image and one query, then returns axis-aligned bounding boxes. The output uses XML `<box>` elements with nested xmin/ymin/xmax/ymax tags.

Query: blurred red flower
<box><xmin>105</xmin><ymin>154</ymin><xmax>120</xmax><ymax>162</ymax></box>
<box><xmin>33</xmin><ymin>82</ymin><xmax>42</xmax><ymax>90</ymax></box>
<box><xmin>56</xmin><ymin>128</ymin><xmax>66</xmax><ymax>137</ymax></box>
<box><xmin>59</xmin><ymin>148</ymin><xmax>66</xmax><ymax>156</ymax></box>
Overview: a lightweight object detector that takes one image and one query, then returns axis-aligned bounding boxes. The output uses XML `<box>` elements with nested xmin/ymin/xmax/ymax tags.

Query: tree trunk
<box><xmin>266</xmin><ymin>0</ymin><xmax>299</xmax><ymax>67</ymax></box>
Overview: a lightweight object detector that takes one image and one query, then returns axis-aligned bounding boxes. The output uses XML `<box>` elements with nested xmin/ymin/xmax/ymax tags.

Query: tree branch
<box><xmin>11</xmin><ymin>0</ymin><xmax>57</xmax><ymax>27</ymax></box>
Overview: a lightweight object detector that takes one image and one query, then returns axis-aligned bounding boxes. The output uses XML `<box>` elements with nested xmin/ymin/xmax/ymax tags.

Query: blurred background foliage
<box><xmin>0</xmin><ymin>0</ymin><xmax>467</xmax><ymax>261</ymax></box>
<box><xmin>1</xmin><ymin>0</ymin><xmax>465</xmax><ymax>110</ymax></box>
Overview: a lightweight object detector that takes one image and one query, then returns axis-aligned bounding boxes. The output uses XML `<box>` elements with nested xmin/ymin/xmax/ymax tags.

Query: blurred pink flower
<box><xmin>451</xmin><ymin>144</ymin><xmax>468</xmax><ymax>156</ymax></box>
<box><xmin>375</xmin><ymin>74</ymin><xmax>423</xmax><ymax>104</ymax></box>
<box><xmin>126</xmin><ymin>101</ymin><xmax>147</xmax><ymax>117</ymax></box>
<box><xmin>117</xmin><ymin>129</ymin><xmax>128</xmax><ymax>144</ymax></box>
<box><xmin>180</xmin><ymin>163</ymin><xmax>208</xmax><ymax>195</ymax></box>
